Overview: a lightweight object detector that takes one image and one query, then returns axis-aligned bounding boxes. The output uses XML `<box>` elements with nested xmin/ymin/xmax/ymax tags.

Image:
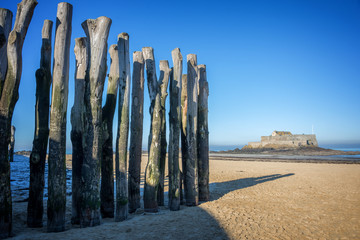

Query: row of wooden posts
<box><xmin>0</xmin><ymin>1</ymin><xmax>209</xmax><ymax>237</ymax></box>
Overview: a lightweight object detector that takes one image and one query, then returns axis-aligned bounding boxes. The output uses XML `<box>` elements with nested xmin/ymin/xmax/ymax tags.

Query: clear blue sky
<box><xmin>2</xmin><ymin>0</ymin><xmax>360</xmax><ymax>151</ymax></box>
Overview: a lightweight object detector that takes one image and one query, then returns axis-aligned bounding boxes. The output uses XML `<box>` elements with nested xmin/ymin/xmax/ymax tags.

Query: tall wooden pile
<box><xmin>197</xmin><ymin>64</ymin><xmax>209</xmax><ymax>201</ymax></box>
<box><xmin>47</xmin><ymin>2</ymin><xmax>72</xmax><ymax>232</ymax></box>
<box><xmin>115</xmin><ymin>32</ymin><xmax>131</xmax><ymax>221</ymax></box>
<box><xmin>100</xmin><ymin>44</ymin><xmax>119</xmax><ymax>218</ymax></box>
<box><xmin>80</xmin><ymin>16</ymin><xmax>112</xmax><ymax>227</ymax></box>
<box><xmin>128</xmin><ymin>51</ymin><xmax>145</xmax><ymax>213</ymax></box>
<box><xmin>28</xmin><ymin>19</ymin><xmax>52</xmax><ymax>228</ymax></box>
<box><xmin>0</xmin><ymin>1</ymin><xmax>37</xmax><ymax>237</ymax></box>
<box><xmin>71</xmin><ymin>36</ymin><xmax>87</xmax><ymax>225</ymax></box>
<box><xmin>142</xmin><ymin>47</ymin><xmax>163</xmax><ymax>213</ymax></box>
<box><xmin>168</xmin><ymin>48</ymin><xmax>183</xmax><ymax>211</ymax></box>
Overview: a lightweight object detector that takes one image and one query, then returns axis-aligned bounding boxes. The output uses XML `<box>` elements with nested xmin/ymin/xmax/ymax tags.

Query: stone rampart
<box><xmin>247</xmin><ymin>134</ymin><xmax>318</xmax><ymax>148</ymax></box>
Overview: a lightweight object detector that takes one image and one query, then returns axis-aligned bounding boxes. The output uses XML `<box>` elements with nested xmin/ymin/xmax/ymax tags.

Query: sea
<box><xmin>10</xmin><ymin>154</ymin><xmax>72</xmax><ymax>202</ymax></box>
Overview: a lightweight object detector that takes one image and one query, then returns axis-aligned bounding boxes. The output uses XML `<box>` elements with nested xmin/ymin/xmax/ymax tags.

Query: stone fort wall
<box><xmin>248</xmin><ymin>134</ymin><xmax>318</xmax><ymax>148</ymax></box>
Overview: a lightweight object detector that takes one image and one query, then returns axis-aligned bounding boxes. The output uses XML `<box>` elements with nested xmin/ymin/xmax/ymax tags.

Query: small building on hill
<box><xmin>245</xmin><ymin>130</ymin><xmax>318</xmax><ymax>149</ymax></box>
<box><xmin>272</xmin><ymin>131</ymin><xmax>292</xmax><ymax>136</ymax></box>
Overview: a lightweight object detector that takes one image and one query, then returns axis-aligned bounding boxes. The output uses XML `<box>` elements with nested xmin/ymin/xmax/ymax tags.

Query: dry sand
<box><xmin>11</xmin><ymin>154</ymin><xmax>360</xmax><ymax>239</ymax></box>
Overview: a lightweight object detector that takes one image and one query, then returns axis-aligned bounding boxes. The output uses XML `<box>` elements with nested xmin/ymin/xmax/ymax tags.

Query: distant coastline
<box><xmin>212</xmin><ymin>146</ymin><xmax>360</xmax><ymax>156</ymax></box>
<box><xmin>210</xmin><ymin>144</ymin><xmax>360</xmax><ymax>152</ymax></box>
<box><xmin>15</xmin><ymin>144</ymin><xmax>360</xmax><ymax>157</ymax></box>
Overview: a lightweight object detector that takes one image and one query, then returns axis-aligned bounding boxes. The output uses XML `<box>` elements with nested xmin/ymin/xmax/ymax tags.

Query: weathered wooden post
<box><xmin>157</xmin><ymin>60</ymin><xmax>170</xmax><ymax>206</ymax></box>
<box><xmin>197</xmin><ymin>64</ymin><xmax>209</xmax><ymax>201</ymax></box>
<box><xmin>128</xmin><ymin>51</ymin><xmax>145</xmax><ymax>213</ymax></box>
<box><xmin>100</xmin><ymin>44</ymin><xmax>119</xmax><ymax>218</ymax></box>
<box><xmin>180</xmin><ymin>73</ymin><xmax>187</xmax><ymax>205</ymax></box>
<box><xmin>142</xmin><ymin>47</ymin><xmax>162</xmax><ymax>212</ymax></box>
<box><xmin>115</xmin><ymin>33</ymin><xmax>131</xmax><ymax>221</ymax></box>
<box><xmin>0</xmin><ymin>8</ymin><xmax>12</xmax><ymax>95</ymax></box>
<box><xmin>70</xmin><ymin>37</ymin><xmax>87</xmax><ymax>225</ymax></box>
<box><xmin>27</xmin><ymin>19</ymin><xmax>52</xmax><ymax>228</ymax></box>
<box><xmin>168</xmin><ymin>48</ymin><xmax>182</xmax><ymax>210</ymax></box>
<box><xmin>81</xmin><ymin>16</ymin><xmax>111</xmax><ymax>227</ymax></box>
<box><xmin>47</xmin><ymin>2</ymin><xmax>72</xmax><ymax>232</ymax></box>
<box><xmin>0</xmin><ymin>1</ymin><xmax>37</xmax><ymax>237</ymax></box>
<box><xmin>9</xmin><ymin>125</ymin><xmax>15</xmax><ymax>162</ymax></box>
<box><xmin>184</xmin><ymin>54</ymin><xmax>199</xmax><ymax>206</ymax></box>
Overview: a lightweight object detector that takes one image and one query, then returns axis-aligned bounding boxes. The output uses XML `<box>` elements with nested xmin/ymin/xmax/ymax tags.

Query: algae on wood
<box><xmin>9</xmin><ymin>125</ymin><xmax>15</xmax><ymax>162</ymax></box>
<box><xmin>81</xmin><ymin>16</ymin><xmax>111</xmax><ymax>227</ymax></box>
<box><xmin>128</xmin><ymin>51</ymin><xmax>145</xmax><ymax>213</ymax></box>
<box><xmin>47</xmin><ymin>2</ymin><xmax>72</xmax><ymax>232</ymax></box>
<box><xmin>115</xmin><ymin>33</ymin><xmax>131</xmax><ymax>221</ymax></box>
<box><xmin>0</xmin><ymin>1</ymin><xmax>37</xmax><ymax>237</ymax></box>
<box><xmin>27</xmin><ymin>19</ymin><xmax>52</xmax><ymax>228</ymax></box>
<box><xmin>70</xmin><ymin>37</ymin><xmax>87</xmax><ymax>225</ymax></box>
<box><xmin>0</xmin><ymin>8</ymin><xmax>12</xmax><ymax>96</ymax></box>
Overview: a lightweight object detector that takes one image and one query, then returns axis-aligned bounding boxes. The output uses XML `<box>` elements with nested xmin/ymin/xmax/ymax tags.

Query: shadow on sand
<box><xmin>209</xmin><ymin>173</ymin><xmax>295</xmax><ymax>201</ymax></box>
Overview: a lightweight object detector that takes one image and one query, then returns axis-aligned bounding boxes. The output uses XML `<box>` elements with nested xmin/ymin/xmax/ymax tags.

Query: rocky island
<box><xmin>221</xmin><ymin>131</ymin><xmax>360</xmax><ymax>156</ymax></box>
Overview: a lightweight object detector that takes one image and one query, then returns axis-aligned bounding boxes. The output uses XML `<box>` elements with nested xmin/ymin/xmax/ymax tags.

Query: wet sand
<box><xmin>11</xmin><ymin>154</ymin><xmax>360</xmax><ymax>239</ymax></box>
<box><xmin>210</xmin><ymin>152</ymin><xmax>360</xmax><ymax>164</ymax></box>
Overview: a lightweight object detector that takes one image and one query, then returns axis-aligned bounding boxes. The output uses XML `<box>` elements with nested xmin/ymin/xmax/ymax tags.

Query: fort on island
<box><xmin>244</xmin><ymin>131</ymin><xmax>318</xmax><ymax>149</ymax></box>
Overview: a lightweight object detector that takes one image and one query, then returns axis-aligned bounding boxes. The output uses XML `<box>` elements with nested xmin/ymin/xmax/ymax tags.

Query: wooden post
<box><xmin>197</xmin><ymin>64</ymin><xmax>209</xmax><ymax>201</ymax></box>
<box><xmin>27</xmin><ymin>19</ymin><xmax>52</xmax><ymax>228</ymax></box>
<box><xmin>115</xmin><ymin>33</ymin><xmax>131</xmax><ymax>221</ymax></box>
<box><xmin>47</xmin><ymin>2</ymin><xmax>72</xmax><ymax>232</ymax></box>
<box><xmin>81</xmin><ymin>16</ymin><xmax>111</xmax><ymax>227</ymax></box>
<box><xmin>128</xmin><ymin>51</ymin><xmax>145</xmax><ymax>213</ymax></box>
<box><xmin>168</xmin><ymin>48</ymin><xmax>182</xmax><ymax>210</ymax></box>
<box><xmin>9</xmin><ymin>125</ymin><xmax>15</xmax><ymax>162</ymax></box>
<box><xmin>101</xmin><ymin>44</ymin><xmax>119</xmax><ymax>218</ymax></box>
<box><xmin>0</xmin><ymin>1</ymin><xmax>37</xmax><ymax>237</ymax></box>
<box><xmin>0</xmin><ymin>8</ymin><xmax>12</xmax><ymax>95</ymax></box>
<box><xmin>185</xmin><ymin>54</ymin><xmax>199</xmax><ymax>206</ymax></box>
<box><xmin>70</xmin><ymin>37</ymin><xmax>87</xmax><ymax>225</ymax></box>
<box><xmin>142</xmin><ymin>47</ymin><xmax>161</xmax><ymax>212</ymax></box>
<box><xmin>180</xmin><ymin>73</ymin><xmax>187</xmax><ymax>205</ymax></box>
<box><xmin>157</xmin><ymin>60</ymin><xmax>170</xmax><ymax>206</ymax></box>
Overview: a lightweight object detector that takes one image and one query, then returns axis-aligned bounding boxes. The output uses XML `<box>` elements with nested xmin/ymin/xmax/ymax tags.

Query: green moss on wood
<box><xmin>118</xmin><ymin>198</ymin><xmax>128</xmax><ymax>206</ymax></box>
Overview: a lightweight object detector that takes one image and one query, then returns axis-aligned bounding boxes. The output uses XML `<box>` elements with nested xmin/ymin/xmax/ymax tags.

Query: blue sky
<box><xmin>2</xmin><ymin>0</ymin><xmax>360</xmax><ymax>150</ymax></box>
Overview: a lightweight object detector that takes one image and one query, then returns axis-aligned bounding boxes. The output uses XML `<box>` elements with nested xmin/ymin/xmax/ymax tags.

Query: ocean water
<box><xmin>319</xmin><ymin>145</ymin><xmax>360</xmax><ymax>152</ymax></box>
<box><xmin>10</xmin><ymin>155</ymin><xmax>72</xmax><ymax>202</ymax></box>
<box><xmin>210</xmin><ymin>145</ymin><xmax>245</xmax><ymax>152</ymax></box>
<box><xmin>10</xmin><ymin>155</ymin><xmax>136</xmax><ymax>203</ymax></box>
<box><xmin>319</xmin><ymin>144</ymin><xmax>360</xmax><ymax>158</ymax></box>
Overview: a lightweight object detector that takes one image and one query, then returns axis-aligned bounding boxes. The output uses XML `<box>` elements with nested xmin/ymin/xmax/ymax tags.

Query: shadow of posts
<box><xmin>209</xmin><ymin>174</ymin><xmax>295</xmax><ymax>201</ymax></box>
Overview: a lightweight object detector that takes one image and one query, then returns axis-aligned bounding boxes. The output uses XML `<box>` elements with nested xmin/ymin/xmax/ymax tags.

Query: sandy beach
<box><xmin>10</xmin><ymin>154</ymin><xmax>360</xmax><ymax>239</ymax></box>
